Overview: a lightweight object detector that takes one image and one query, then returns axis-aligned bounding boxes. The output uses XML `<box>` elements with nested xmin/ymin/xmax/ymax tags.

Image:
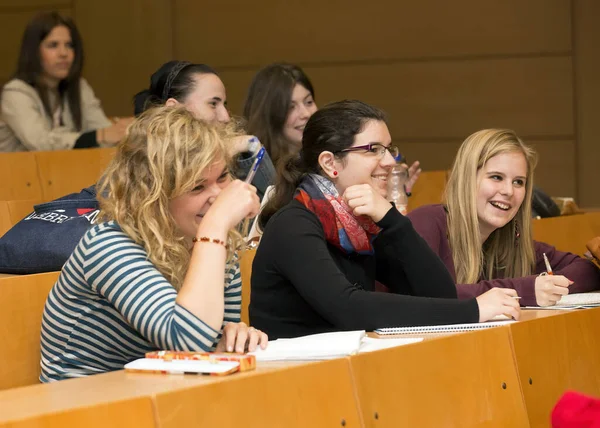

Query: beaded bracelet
<box><xmin>192</xmin><ymin>236</ymin><xmax>230</xmax><ymax>250</ymax></box>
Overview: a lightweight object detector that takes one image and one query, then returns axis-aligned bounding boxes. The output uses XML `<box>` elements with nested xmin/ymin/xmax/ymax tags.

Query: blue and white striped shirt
<box><xmin>40</xmin><ymin>221</ymin><xmax>241</xmax><ymax>382</ymax></box>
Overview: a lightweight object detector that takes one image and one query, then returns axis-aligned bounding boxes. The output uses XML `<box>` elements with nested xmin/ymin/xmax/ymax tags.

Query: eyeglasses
<box><xmin>337</xmin><ymin>143</ymin><xmax>402</xmax><ymax>160</ymax></box>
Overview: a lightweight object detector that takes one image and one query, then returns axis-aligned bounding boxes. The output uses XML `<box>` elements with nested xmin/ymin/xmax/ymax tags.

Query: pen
<box><xmin>543</xmin><ymin>252</ymin><xmax>554</xmax><ymax>275</ymax></box>
<box><xmin>245</xmin><ymin>146</ymin><xmax>265</xmax><ymax>184</ymax></box>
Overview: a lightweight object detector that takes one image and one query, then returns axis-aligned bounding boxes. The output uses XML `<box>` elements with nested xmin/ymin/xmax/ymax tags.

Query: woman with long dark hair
<box><xmin>0</xmin><ymin>11</ymin><xmax>131</xmax><ymax>152</ymax></box>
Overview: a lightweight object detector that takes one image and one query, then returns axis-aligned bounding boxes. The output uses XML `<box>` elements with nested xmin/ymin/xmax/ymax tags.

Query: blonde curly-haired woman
<box><xmin>40</xmin><ymin>106</ymin><xmax>267</xmax><ymax>382</ymax></box>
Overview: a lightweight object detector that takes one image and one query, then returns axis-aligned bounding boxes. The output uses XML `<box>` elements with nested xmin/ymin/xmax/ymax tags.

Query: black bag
<box><xmin>531</xmin><ymin>186</ymin><xmax>561</xmax><ymax>218</ymax></box>
<box><xmin>0</xmin><ymin>186</ymin><xmax>99</xmax><ymax>274</ymax></box>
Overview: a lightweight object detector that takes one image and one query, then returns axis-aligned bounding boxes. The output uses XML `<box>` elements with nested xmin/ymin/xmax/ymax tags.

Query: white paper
<box><xmin>524</xmin><ymin>292</ymin><xmax>600</xmax><ymax>310</ymax></box>
<box><xmin>249</xmin><ymin>330</ymin><xmax>425</xmax><ymax>361</ymax></box>
<box><xmin>358</xmin><ymin>337</ymin><xmax>423</xmax><ymax>353</ymax></box>
<box><xmin>250</xmin><ymin>330</ymin><xmax>366</xmax><ymax>362</ymax></box>
<box><xmin>556</xmin><ymin>292</ymin><xmax>600</xmax><ymax>307</ymax></box>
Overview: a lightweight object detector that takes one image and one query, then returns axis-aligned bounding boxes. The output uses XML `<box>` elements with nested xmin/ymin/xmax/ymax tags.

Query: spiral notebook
<box><xmin>524</xmin><ymin>293</ymin><xmax>600</xmax><ymax>310</ymax></box>
<box><xmin>374</xmin><ymin>320</ymin><xmax>514</xmax><ymax>335</ymax></box>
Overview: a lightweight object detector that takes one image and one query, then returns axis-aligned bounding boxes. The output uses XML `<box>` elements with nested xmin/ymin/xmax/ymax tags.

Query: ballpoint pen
<box><xmin>543</xmin><ymin>252</ymin><xmax>554</xmax><ymax>275</ymax></box>
<box><xmin>245</xmin><ymin>146</ymin><xmax>265</xmax><ymax>184</ymax></box>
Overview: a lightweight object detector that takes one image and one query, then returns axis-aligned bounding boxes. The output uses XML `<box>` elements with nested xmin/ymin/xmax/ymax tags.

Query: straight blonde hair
<box><xmin>98</xmin><ymin>106</ymin><xmax>242</xmax><ymax>290</ymax></box>
<box><xmin>445</xmin><ymin>129</ymin><xmax>538</xmax><ymax>284</ymax></box>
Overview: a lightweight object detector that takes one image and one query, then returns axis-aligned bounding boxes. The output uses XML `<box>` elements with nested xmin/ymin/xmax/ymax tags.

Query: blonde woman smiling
<box><xmin>408</xmin><ymin>129</ymin><xmax>600</xmax><ymax>307</ymax></box>
<box><xmin>40</xmin><ymin>106</ymin><xmax>267</xmax><ymax>382</ymax></box>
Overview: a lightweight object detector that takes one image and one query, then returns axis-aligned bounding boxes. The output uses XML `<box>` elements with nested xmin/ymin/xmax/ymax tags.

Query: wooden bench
<box><xmin>240</xmin><ymin>248</ymin><xmax>256</xmax><ymax>325</ymax></box>
<box><xmin>34</xmin><ymin>147</ymin><xmax>115</xmax><ymax>200</ymax></box>
<box><xmin>407</xmin><ymin>170</ymin><xmax>448</xmax><ymax>212</ymax></box>
<box><xmin>0</xmin><ymin>272</ymin><xmax>60</xmax><ymax>390</ymax></box>
<box><xmin>0</xmin><ymin>152</ymin><xmax>43</xmax><ymax>200</ymax></box>
<box><xmin>0</xmin><ymin>198</ymin><xmax>45</xmax><ymax>240</ymax></box>
<box><xmin>532</xmin><ymin>214</ymin><xmax>596</xmax><ymax>256</ymax></box>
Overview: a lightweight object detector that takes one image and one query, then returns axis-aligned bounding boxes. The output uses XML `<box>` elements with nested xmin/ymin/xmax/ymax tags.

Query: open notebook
<box><xmin>374</xmin><ymin>320</ymin><xmax>515</xmax><ymax>336</ymax></box>
<box><xmin>249</xmin><ymin>330</ymin><xmax>422</xmax><ymax>361</ymax></box>
<box><xmin>525</xmin><ymin>292</ymin><xmax>600</xmax><ymax>310</ymax></box>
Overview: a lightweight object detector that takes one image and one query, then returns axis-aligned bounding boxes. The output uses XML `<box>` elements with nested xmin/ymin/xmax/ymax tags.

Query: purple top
<box><xmin>407</xmin><ymin>204</ymin><xmax>600</xmax><ymax>306</ymax></box>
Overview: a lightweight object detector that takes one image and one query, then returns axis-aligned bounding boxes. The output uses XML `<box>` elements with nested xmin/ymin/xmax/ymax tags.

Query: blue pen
<box><xmin>245</xmin><ymin>146</ymin><xmax>266</xmax><ymax>184</ymax></box>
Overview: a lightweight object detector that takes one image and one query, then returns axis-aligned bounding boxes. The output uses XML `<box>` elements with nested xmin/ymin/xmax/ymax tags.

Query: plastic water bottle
<box><xmin>388</xmin><ymin>155</ymin><xmax>408</xmax><ymax>215</ymax></box>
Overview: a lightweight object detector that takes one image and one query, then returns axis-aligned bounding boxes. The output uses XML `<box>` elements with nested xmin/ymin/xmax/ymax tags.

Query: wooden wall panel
<box><xmin>529</xmin><ymin>140</ymin><xmax>577</xmax><ymax>198</ymax></box>
<box><xmin>0</xmin><ymin>5</ymin><xmax>72</xmax><ymax>83</ymax></box>
<box><xmin>574</xmin><ymin>0</ymin><xmax>600</xmax><ymax>208</ymax></box>
<box><xmin>221</xmin><ymin>57</ymin><xmax>573</xmax><ymax>139</ymax></box>
<box><xmin>174</xmin><ymin>0</ymin><xmax>571</xmax><ymax>67</ymax></box>
<box><xmin>0</xmin><ymin>1</ymin><xmax>70</xmax><ymax>6</ymax></box>
<box><xmin>73</xmin><ymin>0</ymin><xmax>172</xmax><ymax>116</ymax></box>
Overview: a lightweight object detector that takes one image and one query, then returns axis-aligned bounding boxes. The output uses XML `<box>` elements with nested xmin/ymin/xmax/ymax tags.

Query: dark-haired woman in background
<box><xmin>249</xmin><ymin>100</ymin><xmax>519</xmax><ymax>339</ymax></box>
<box><xmin>0</xmin><ymin>11</ymin><xmax>131</xmax><ymax>152</ymax></box>
<box><xmin>243</xmin><ymin>63</ymin><xmax>318</xmax><ymax>168</ymax></box>
<box><xmin>134</xmin><ymin>61</ymin><xmax>275</xmax><ymax>199</ymax></box>
<box><xmin>243</xmin><ymin>63</ymin><xmax>421</xmax><ymax>193</ymax></box>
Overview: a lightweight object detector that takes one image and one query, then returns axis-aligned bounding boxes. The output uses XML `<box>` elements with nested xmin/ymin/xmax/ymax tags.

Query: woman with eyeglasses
<box><xmin>249</xmin><ymin>100</ymin><xmax>520</xmax><ymax>339</ymax></box>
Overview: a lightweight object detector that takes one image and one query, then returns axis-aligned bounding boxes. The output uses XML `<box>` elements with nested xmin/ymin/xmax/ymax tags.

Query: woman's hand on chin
<box><xmin>343</xmin><ymin>184</ymin><xmax>392</xmax><ymax>222</ymax></box>
<box><xmin>201</xmin><ymin>180</ymin><xmax>261</xmax><ymax>232</ymax></box>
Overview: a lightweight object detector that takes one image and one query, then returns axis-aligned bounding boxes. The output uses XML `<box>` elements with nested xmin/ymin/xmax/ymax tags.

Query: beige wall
<box><xmin>1</xmin><ymin>0</ymin><xmax>598</xmax><ymax>206</ymax></box>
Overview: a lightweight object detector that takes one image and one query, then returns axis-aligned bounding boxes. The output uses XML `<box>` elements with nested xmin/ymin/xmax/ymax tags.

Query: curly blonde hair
<box><xmin>98</xmin><ymin>106</ymin><xmax>243</xmax><ymax>290</ymax></box>
<box><xmin>445</xmin><ymin>129</ymin><xmax>538</xmax><ymax>284</ymax></box>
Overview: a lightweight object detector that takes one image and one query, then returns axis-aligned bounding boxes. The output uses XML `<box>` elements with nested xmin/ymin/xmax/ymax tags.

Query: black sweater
<box><xmin>249</xmin><ymin>200</ymin><xmax>479</xmax><ymax>339</ymax></box>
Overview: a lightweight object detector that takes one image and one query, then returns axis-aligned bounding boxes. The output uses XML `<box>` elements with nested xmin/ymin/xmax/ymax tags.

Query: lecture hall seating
<box><xmin>0</xmin><ymin>271</ymin><xmax>60</xmax><ymax>390</ymax></box>
<box><xmin>0</xmin><ymin>147</ymin><xmax>115</xmax><ymax>202</ymax></box>
<box><xmin>532</xmin><ymin>214</ymin><xmax>596</xmax><ymax>256</ymax></box>
<box><xmin>0</xmin><ymin>152</ymin><xmax>43</xmax><ymax>200</ymax></box>
<box><xmin>34</xmin><ymin>147</ymin><xmax>116</xmax><ymax>200</ymax></box>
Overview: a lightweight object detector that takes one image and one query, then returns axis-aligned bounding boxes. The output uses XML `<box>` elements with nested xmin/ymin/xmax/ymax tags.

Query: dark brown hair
<box><xmin>243</xmin><ymin>63</ymin><xmax>315</xmax><ymax>167</ymax></box>
<box><xmin>133</xmin><ymin>61</ymin><xmax>218</xmax><ymax>116</ymax></box>
<box><xmin>13</xmin><ymin>11</ymin><xmax>84</xmax><ymax>130</ymax></box>
<box><xmin>258</xmin><ymin>100</ymin><xmax>387</xmax><ymax>229</ymax></box>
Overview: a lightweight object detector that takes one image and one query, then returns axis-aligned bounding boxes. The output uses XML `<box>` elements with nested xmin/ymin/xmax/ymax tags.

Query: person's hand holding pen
<box><xmin>476</xmin><ymin>288</ymin><xmax>521</xmax><ymax>321</ymax></box>
<box><xmin>534</xmin><ymin>252</ymin><xmax>573</xmax><ymax>306</ymax></box>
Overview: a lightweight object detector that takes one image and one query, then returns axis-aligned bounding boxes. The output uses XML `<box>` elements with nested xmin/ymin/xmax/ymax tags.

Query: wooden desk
<box><xmin>0</xmin><ymin>363</ymin><xmax>281</xmax><ymax>425</ymax></box>
<box><xmin>153</xmin><ymin>358</ymin><xmax>361</xmax><ymax>428</ymax></box>
<box><xmin>353</xmin><ymin>326</ymin><xmax>529</xmax><ymax>427</ymax></box>
<box><xmin>509</xmin><ymin>307</ymin><xmax>600</xmax><ymax>428</ymax></box>
<box><xmin>1</xmin><ymin>309</ymin><xmax>595</xmax><ymax>428</ymax></box>
<box><xmin>0</xmin><ymin>360</ymin><xmax>361</xmax><ymax>428</ymax></box>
